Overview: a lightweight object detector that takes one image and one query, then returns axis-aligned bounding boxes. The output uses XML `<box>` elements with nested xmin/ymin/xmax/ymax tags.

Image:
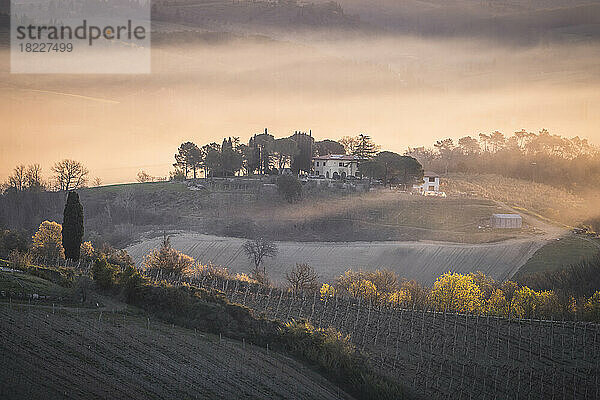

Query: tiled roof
<box><xmin>312</xmin><ymin>154</ymin><xmax>361</xmax><ymax>160</ymax></box>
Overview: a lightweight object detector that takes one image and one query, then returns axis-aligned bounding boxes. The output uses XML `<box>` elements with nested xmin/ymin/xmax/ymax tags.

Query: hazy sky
<box><xmin>2</xmin><ymin>31</ymin><xmax>600</xmax><ymax>184</ymax></box>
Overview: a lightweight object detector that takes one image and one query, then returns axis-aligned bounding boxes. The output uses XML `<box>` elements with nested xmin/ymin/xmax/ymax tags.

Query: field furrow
<box><xmin>126</xmin><ymin>233</ymin><xmax>548</xmax><ymax>285</ymax></box>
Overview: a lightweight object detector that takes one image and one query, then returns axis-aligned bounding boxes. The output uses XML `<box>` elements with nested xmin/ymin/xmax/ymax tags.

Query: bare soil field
<box><xmin>0</xmin><ymin>303</ymin><xmax>352</xmax><ymax>400</ymax></box>
<box><xmin>126</xmin><ymin>232</ymin><xmax>548</xmax><ymax>285</ymax></box>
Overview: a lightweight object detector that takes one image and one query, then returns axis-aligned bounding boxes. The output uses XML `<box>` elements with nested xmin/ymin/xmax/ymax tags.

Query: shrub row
<box><xmin>90</xmin><ymin>257</ymin><xmax>407</xmax><ymax>400</ymax></box>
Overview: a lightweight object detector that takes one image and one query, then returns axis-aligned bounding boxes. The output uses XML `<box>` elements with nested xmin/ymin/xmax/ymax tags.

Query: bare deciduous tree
<box><xmin>242</xmin><ymin>238</ymin><xmax>277</xmax><ymax>284</ymax></box>
<box><xmin>286</xmin><ymin>263</ymin><xmax>319</xmax><ymax>292</ymax></box>
<box><xmin>25</xmin><ymin>164</ymin><xmax>43</xmax><ymax>190</ymax></box>
<box><xmin>5</xmin><ymin>164</ymin><xmax>44</xmax><ymax>191</ymax></box>
<box><xmin>52</xmin><ymin>159</ymin><xmax>89</xmax><ymax>191</ymax></box>
<box><xmin>339</xmin><ymin>136</ymin><xmax>359</xmax><ymax>155</ymax></box>
<box><xmin>8</xmin><ymin>165</ymin><xmax>26</xmax><ymax>191</ymax></box>
<box><xmin>93</xmin><ymin>177</ymin><xmax>102</xmax><ymax>187</ymax></box>
<box><xmin>137</xmin><ymin>170</ymin><xmax>153</xmax><ymax>183</ymax></box>
<box><xmin>121</xmin><ymin>190</ymin><xmax>138</xmax><ymax>223</ymax></box>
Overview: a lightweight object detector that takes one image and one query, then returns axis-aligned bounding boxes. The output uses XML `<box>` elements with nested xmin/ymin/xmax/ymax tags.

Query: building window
<box><xmin>339</xmin><ymin>162</ymin><xmax>343</xmax><ymax>166</ymax></box>
<box><xmin>428</xmin><ymin>177</ymin><xmax>436</xmax><ymax>182</ymax></box>
<box><xmin>322</xmin><ymin>161</ymin><xmax>326</xmax><ymax>166</ymax></box>
<box><xmin>429</xmin><ymin>186</ymin><xmax>435</xmax><ymax>191</ymax></box>
<box><xmin>316</xmin><ymin>162</ymin><xmax>319</xmax><ymax>167</ymax></box>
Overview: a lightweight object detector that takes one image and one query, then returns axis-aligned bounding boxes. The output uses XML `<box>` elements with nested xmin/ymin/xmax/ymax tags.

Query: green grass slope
<box><xmin>0</xmin><ymin>270</ymin><xmax>71</xmax><ymax>299</ymax></box>
<box><xmin>515</xmin><ymin>235</ymin><xmax>600</xmax><ymax>278</ymax></box>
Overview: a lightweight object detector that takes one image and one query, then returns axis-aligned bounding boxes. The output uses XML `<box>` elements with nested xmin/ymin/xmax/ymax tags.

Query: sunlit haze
<box><xmin>2</xmin><ymin>30</ymin><xmax>600</xmax><ymax>183</ymax></box>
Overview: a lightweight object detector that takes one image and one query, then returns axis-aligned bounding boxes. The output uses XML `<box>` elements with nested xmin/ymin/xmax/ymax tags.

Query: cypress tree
<box><xmin>62</xmin><ymin>191</ymin><xmax>84</xmax><ymax>261</ymax></box>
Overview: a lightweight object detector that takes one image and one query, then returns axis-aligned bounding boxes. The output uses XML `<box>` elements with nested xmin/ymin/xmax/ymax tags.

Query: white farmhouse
<box><xmin>414</xmin><ymin>171</ymin><xmax>440</xmax><ymax>193</ymax></box>
<box><xmin>312</xmin><ymin>154</ymin><xmax>361</xmax><ymax>179</ymax></box>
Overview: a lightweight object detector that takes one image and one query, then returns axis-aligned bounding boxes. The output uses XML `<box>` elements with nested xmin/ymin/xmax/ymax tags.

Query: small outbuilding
<box><xmin>491</xmin><ymin>214</ymin><xmax>522</xmax><ymax>229</ymax></box>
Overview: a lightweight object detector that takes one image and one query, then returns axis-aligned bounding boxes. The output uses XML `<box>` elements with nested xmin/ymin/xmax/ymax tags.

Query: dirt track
<box><xmin>126</xmin><ymin>232</ymin><xmax>551</xmax><ymax>285</ymax></box>
<box><xmin>0</xmin><ymin>303</ymin><xmax>352</xmax><ymax>400</ymax></box>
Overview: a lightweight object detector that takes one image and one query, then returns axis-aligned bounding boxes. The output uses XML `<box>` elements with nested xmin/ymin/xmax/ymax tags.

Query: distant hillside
<box><xmin>1</xmin><ymin>180</ymin><xmax>544</xmax><ymax>247</ymax></box>
<box><xmin>2</xmin><ymin>0</ymin><xmax>600</xmax><ymax>44</ymax></box>
<box><xmin>443</xmin><ymin>173</ymin><xmax>590</xmax><ymax>226</ymax></box>
<box><xmin>335</xmin><ymin>0</ymin><xmax>600</xmax><ymax>44</ymax></box>
<box><xmin>149</xmin><ymin>0</ymin><xmax>600</xmax><ymax>44</ymax></box>
<box><xmin>152</xmin><ymin>0</ymin><xmax>365</xmax><ymax>37</ymax></box>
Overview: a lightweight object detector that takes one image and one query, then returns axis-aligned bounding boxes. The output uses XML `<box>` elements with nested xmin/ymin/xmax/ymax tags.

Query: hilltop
<box><xmin>1</xmin><ymin>175</ymin><xmax>554</xmax><ymax>247</ymax></box>
<box><xmin>84</xmin><ymin>172</ymin><xmax>585</xmax><ymax>245</ymax></box>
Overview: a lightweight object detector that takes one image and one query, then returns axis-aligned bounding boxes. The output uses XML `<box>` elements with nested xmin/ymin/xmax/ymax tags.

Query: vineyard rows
<box><xmin>196</xmin><ymin>277</ymin><xmax>600</xmax><ymax>399</ymax></box>
<box><xmin>0</xmin><ymin>303</ymin><xmax>349</xmax><ymax>400</ymax></box>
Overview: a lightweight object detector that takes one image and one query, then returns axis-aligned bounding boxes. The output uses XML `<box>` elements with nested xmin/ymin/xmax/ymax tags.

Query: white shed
<box><xmin>491</xmin><ymin>214</ymin><xmax>522</xmax><ymax>229</ymax></box>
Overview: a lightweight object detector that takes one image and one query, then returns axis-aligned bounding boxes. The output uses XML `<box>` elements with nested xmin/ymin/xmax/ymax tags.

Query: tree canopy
<box><xmin>143</xmin><ymin>235</ymin><xmax>194</xmax><ymax>277</ymax></box>
<box><xmin>314</xmin><ymin>139</ymin><xmax>345</xmax><ymax>156</ymax></box>
<box><xmin>276</xmin><ymin>174</ymin><xmax>302</xmax><ymax>203</ymax></box>
<box><xmin>32</xmin><ymin>221</ymin><xmax>64</xmax><ymax>261</ymax></box>
<box><xmin>406</xmin><ymin>129</ymin><xmax>600</xmax><ymax>190</ymax></box>
<box><xmin>174</xmin><ymin>142</ymin><xmax>202</xmax><ymax>179</ymax></box>
<box><xmin>359</xmin><ymin>151</ymin><xmax>423</xmax><ymax>187</ymax></box>
<box><xmin>242</xmin><ymin>238</ymin><xmax>278</xmax><ymax>284</ymax></box>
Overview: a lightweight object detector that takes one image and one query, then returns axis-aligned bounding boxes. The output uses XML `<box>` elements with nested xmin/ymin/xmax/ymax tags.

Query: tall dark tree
<box><xmin>256</xmin><ymin>132</ymin><xmax>275</xmax><ymax>174</ymax></box>
<box><xmin>353</xmin><ymin>133</ymin><xmax>379</xmax><ymax>159</ymax></box>
<box><xmin>271</xmin><ymin>137</ymin><xmax>299</xmax><ymax>169</ymax></box>
<box><xmin>221</xmin><ymin>137</ymin><xmax>243</xmax><ymax>176</ymax></box>
<box><xmin>289</xmin><ymin>131</ymin><xmax>314</xmax><ymax>174</ymax></box>
<box><xmin>188</xmin><ymin>145</ymin><xmax>203</xmax><ymax>179</ymax></box>
<box><xmin>173</xmin><ymin>142</ymin><xmax>201</xmax><ymax>179</ymax></box>
<box><xmin>62</xmin><ymin>191</ymin><xmax>84</xmax><ymax>261</ymax></box>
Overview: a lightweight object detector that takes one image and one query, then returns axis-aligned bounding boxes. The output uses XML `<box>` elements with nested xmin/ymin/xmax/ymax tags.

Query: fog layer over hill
<box><xmin>1</xmin><ymin>0</ymin><xmax>600</xmax><ymax>183</ymax></box>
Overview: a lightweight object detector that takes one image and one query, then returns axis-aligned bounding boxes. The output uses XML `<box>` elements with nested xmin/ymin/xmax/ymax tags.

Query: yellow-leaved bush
<box><xmin>320</xmin><ymin>283</ymin><xmax>335</xmax><ymax>299</ymax></box>
<box><xmin>429</xmin><ymin>272</ymin><xmax>483</xmax><ymax>313</ymax></box>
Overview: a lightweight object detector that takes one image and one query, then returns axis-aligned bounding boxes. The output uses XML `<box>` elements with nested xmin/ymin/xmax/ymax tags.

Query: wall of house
<box><xmin>414</xmin><ymin>176</ymin><xmax>440</xmax><ymax>192</ymax></box>
<box><xmin>313</xmin><ymin>160</ymin><xmax>360</xmax><ymax>179</ymax></box>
